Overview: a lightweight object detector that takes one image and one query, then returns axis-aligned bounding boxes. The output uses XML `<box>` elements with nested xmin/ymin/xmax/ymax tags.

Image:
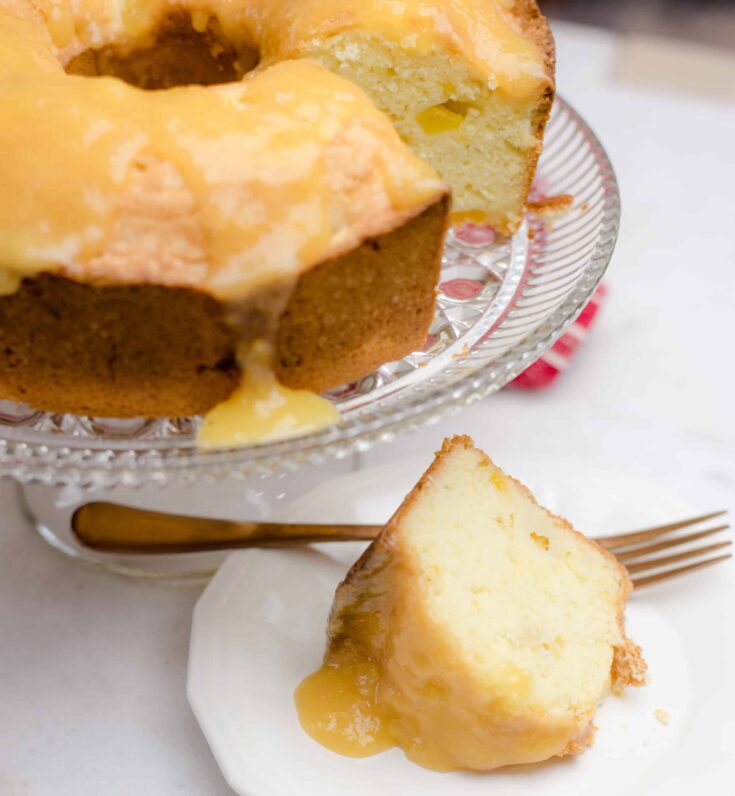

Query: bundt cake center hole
<box><xmin>64</xmin><ymin>12</ymin><xmax>259</xmax><ymax>90</ymax></box>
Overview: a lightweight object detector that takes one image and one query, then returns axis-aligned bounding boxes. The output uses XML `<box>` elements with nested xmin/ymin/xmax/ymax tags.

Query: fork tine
<box><xmin>595</xmin><ymin>510</ymin><xmax>728</xmax><ymax>550</ymax></box>
<box><xmin>614</xmin><ymin>524</ymin><xmax>730</xmax><ymax>561</ymax></box>
<box><xmin>625</xmin><ymin>540</ymin><xmax>732</xmax><ymax>574</ymax></box>
<box><xmin>632</xmin><ymin>553</ymin><xmax>732</xmax><ymax>588</ymax></box>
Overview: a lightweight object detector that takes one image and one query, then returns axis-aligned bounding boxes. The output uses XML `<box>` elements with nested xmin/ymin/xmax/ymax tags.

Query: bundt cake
<box><xmin>0</xmin><ymin>1</ymin><xmax>554</xmax><ymax>439</ymax></box>
<box><xmin>0</xmin><ymin>1</ymin><xmax>449</xmax><ymax>424</ymax></box>
<box><xmin>296</xmin><ymin>436</ymin><xmax>646</xmax><ymax>771</ymax></box>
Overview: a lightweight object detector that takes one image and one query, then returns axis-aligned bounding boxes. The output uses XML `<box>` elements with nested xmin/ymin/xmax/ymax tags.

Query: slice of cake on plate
<box><xmin>296</xmin><ymin>435</ymin><xmax>646</xmax><ymax>771</ymax></box>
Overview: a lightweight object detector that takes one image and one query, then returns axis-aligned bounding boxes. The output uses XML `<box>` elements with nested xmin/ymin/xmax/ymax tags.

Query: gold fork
<box><xmin>71</xmin><ymin>504</ymin><xmax>731</xmax><ymax>589</ymax></box>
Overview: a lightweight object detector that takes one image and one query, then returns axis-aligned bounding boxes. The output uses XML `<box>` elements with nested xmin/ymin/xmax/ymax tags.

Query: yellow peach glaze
<box><xmin>197</xmin><ymin>341</ymin><xmax>338</xmax><ymax>449</ymax></box>
<box><xmin>0</xmin><ymin>2</ymin><xmax>448</xmax><ymax>299</ymax></box>
<box><xmin>0</xmin><ymin>1</ymin><xmax>546</xmax><ymax>446</ymax></box>
<box><xmin>39</xmin><ymin>1</ymin><xmax>546</xmax><ymax>98</ymax></box>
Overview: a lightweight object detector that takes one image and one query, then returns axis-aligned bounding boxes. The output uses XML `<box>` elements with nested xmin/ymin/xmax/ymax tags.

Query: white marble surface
<box><xmin>1</xmin><ymin>22</ymin><xmax>734</xmax><ymax>796</ymax></box>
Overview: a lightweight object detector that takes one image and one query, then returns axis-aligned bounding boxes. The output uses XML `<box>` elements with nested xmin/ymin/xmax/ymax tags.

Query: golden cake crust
<box><xmin>507</xmin><ymin>0</ymin><xmax>556</xmax><ymax>232</ymax></box>
<box><xmin>0</xmin><ymin>200</ymin><xmax>448</xmax><ymax>417</ymax></box>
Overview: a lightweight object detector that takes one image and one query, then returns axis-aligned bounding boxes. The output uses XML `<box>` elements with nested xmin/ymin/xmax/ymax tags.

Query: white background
<box><xmin>1</xmin><ymin>22</ymin><xmax>734</xmax><ymax>795</ymax></box>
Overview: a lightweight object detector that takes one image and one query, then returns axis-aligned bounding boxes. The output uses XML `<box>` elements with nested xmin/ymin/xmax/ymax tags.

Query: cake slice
<box><xmin>296</xmin><ymin>436</ymin><xmax>646</xmax><ymax>771</ymax></box>
<box><xmin>293</xmin><ymin>0</ymin><xmax>556</xmax><ymax>234</ymax></box>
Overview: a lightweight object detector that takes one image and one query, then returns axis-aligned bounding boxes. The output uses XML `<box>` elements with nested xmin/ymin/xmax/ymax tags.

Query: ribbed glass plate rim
<box><xmin>0</xmin><ymin>96</ymin><xmax>619</xmax><ymax>486</ymax></box>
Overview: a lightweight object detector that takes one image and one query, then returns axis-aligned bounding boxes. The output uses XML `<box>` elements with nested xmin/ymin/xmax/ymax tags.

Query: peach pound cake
<box><xmin>297</xmin><ymin>436</ymin><xmax>646</xmax><ymax>771</ymax></box>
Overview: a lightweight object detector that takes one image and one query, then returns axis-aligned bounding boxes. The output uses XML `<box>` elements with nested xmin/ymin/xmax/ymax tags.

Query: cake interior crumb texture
<box><xmin>398</xmin><ymin>442</ymin><xmax>629</xmax><ymax>713</ymax></box>
<box><xmin>306</xmin><ymin>21</ymin><xmax>554</xmax><ymax>234</ymax></box>
<box><xmin>325</xmin><ymin>436</ymin><xmax>646</xmax><ymax>770</ymax></box>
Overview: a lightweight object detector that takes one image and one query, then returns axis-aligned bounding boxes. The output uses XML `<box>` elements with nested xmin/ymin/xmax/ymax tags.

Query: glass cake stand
<box><xmin>0</xmin><ymin>97</ymin><xmax>620</xmax><ymax>577</ymax></box>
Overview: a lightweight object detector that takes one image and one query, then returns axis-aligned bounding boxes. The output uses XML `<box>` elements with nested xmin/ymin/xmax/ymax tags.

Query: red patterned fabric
<box><xmin>510</xmin><ymin>284</ymin><xmax>607</xmax><ymax>390</ymax></box>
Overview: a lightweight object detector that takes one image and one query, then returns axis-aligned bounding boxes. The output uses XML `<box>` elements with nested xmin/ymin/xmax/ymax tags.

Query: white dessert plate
<box><xmin>188</xmin><ymin>455</ymin><xmax>734</xmax><ymax>796</ymax></box>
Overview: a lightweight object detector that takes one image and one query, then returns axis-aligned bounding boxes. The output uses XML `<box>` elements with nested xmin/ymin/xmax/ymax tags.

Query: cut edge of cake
<box><xmin>304</xmin><ymin>1</ymin><xmax>556</xmax><ymax>235</ymax></box>
<box><xmin>323</xmin><ymin>435</ymin><xmax>647</xmax><ymax>770</ymax></box>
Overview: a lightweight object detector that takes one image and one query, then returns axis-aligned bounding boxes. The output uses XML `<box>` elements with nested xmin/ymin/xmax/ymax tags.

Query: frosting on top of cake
<box><xmin>0</xmin><ymin>2</ymin><xmax>446</xmax><ymax>300</ymax></box>
<box><xmin>39</xmin><ymin>1</ymin><xmax>548</xmax><ymax>97</ymax></box>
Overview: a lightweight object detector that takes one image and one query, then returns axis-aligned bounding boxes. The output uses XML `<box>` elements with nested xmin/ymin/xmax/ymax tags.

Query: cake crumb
<box><xmin>527</xmin><ymin>194</ymin><xmax>574</xmax><ymax>217</ymax></box>
<box><xmin>654</xmin><ymin>709</ymin><xmax>670</xmax><ymax>726</ymax></box>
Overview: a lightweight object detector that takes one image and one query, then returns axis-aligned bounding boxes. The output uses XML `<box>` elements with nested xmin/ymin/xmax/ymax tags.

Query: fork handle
<box><xmin>72</xmin><ymin>502</ymin><xmax>382</xmax><ymax>554</ymax></box>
